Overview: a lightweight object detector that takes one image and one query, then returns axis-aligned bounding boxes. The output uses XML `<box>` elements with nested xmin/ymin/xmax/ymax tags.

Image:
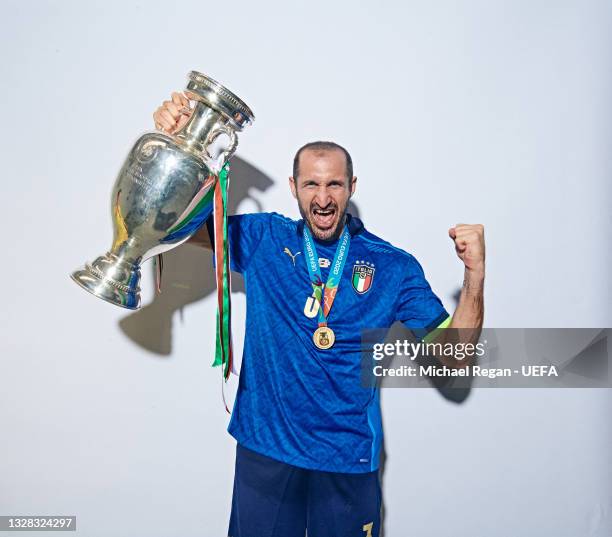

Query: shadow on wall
<box><xmin>118</xmin><ymin>156</ymin><xmax>274</xmax><ymax>355</ymax></box>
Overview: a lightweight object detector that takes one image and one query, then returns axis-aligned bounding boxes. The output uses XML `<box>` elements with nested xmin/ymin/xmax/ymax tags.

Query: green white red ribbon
<box><xmin>212</xmin><ymin>162</ymin><xmax>233</xmax><ymax>383</ymax></box>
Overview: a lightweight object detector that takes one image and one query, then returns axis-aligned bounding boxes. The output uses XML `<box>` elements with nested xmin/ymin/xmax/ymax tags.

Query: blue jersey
<box><xmin>215</xmin><ymin>212</ymin><xmax>449</xmax><ymax>473</ymax></box>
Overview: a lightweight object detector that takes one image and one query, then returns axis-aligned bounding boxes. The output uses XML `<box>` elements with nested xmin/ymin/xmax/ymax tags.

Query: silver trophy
<box><xmin>70</xmin><ymin>71</ymin><xmax>254</xmax><ymax>309</ymax></box>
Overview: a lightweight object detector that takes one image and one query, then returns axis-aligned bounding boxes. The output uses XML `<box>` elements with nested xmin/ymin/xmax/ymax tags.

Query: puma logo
<box><xmin>283</xmin><ymin>247</ymin><xmax>302</xmax><ymax>266</ymax></box>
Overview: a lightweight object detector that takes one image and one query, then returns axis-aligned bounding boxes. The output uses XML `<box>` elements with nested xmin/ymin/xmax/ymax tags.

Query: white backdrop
<box><xmin>1</xmin><ymin>1</ymin><xmax>610</xmax><ymax>536</ymax></box>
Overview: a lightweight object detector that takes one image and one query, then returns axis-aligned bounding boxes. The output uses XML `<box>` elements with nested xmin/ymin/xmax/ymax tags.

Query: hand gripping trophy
<box><xmin>71</xmin><ymin>72</ymin><xmax>253</xmax><ymax>380</ymax></box>
<box><xmin>71</xmin><ymin>71</ymin><xmax>254</xmax><ymax>309</ymax></box>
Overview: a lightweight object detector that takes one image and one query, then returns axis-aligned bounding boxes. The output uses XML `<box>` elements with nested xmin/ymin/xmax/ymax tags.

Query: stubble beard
<box><xmin>298</xmin><ymin>199</ymin><xmax>348</xmax><ymax>242</ymax></box>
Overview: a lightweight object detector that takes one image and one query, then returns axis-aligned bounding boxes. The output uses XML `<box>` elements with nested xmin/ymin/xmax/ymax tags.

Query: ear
<box><xmin>349</xmin><ymin>176</ymin><xmax>357</xmax><ymax>197</ymax></box>
<box><xmin>289</xmin><ymin>176</ymin><xmax>298</xmax><ymax>199</ymax></box>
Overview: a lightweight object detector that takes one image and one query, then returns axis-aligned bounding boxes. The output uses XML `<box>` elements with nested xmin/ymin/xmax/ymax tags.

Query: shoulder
<box><xmin>357</xmin><ymin>227</ymin><xmax>423</xmax><ymax>273</ymax></box>
<box><xmin>267</xmin><ymin>212</ymin><xmax>299</xmax><ymax>231</ymax></box>
<box><xmin>229</xmin><ymin>212</ymin><xmax>298</xmax><ymax>233</ymax></box>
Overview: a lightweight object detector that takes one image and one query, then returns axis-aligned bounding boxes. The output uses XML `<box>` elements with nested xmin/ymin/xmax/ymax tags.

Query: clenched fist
<box><xmin>448</xmin><ymin>224</ymin><xmax>485</xmax><ymax>274</ymax></box>
<box><xmin>152</xmin><ymin>91</ymin><xmax>194</xmax><ymax>134</ymax></box>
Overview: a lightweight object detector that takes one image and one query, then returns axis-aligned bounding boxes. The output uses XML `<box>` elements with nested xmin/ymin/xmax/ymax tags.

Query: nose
<box><xmin>314</xmin><ymin>186</ymin><xmax>332</xmax><ymax>208</ymax></box>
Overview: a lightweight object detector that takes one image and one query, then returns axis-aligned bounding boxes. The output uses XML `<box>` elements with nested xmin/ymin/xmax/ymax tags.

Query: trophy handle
<box><xmin>204</xmin><ymin>124</ymin><xmax>238</xmax><ymax>171</ymax></box>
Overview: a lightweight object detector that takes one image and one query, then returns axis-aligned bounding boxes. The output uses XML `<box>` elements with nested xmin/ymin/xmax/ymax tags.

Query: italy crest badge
<box><xmin>352</xmin><ymin>261</ymin><xmax>375</xmax><ymax>294</ymax></box>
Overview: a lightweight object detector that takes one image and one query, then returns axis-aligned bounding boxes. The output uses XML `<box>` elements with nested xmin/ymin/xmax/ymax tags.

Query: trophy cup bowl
<box><xmin>70</xmin><ymin>71</ymin><xmax>254</xmax><ymax>309</ymax></box>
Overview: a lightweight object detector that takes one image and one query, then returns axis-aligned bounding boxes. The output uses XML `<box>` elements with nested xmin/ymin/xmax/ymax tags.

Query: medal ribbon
<box><xmin>302</xmin><ymin>225</ymin><xmax>351</xmax><ymax>327</ymax></box>
<box><xmin>212</xmin><ymin>163</ymin><xmax>232</xmax><ymax>382</ymax></box>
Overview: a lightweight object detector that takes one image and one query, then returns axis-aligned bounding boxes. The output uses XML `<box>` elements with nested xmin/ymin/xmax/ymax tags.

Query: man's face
<box><xmin>289</xmin><ymin>149</ymin><xmax>357</xmax><ymax>241</ymax></box>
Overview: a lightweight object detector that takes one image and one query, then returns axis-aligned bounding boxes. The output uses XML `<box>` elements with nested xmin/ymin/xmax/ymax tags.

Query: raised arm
<box><xmin>448</xmin><ymin>223</ymin><xmax>485</xmax><ymax>337</ymax></box>
<box><xmin>153</xmin><ymin>91</ymin><xmax>212</xmax><ymax>250</ymax></box>
<box><xmin>428</xmin><ymin>224</ymin><xmax>485</xmax><ymax>368</ymax></box>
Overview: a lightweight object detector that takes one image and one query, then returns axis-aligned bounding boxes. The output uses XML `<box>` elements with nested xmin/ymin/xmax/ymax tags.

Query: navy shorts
<box><xmin>228</xmin><ymin>444</ymin><xmax>381</xmax><ymax>537</ymax></box>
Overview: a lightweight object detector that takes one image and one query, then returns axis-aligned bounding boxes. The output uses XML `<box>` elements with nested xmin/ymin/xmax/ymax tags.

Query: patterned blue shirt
<box><xmin>214</xmin><ymin>212</ymin><xmax>449</xmax><ymax>473</ymax></box>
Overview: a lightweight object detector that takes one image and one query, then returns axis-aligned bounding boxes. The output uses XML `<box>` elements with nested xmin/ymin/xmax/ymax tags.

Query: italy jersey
<box><xmin>214</xmin><ymin>212</ymin><xmax>449</xmax><ymax>474</ymax></box>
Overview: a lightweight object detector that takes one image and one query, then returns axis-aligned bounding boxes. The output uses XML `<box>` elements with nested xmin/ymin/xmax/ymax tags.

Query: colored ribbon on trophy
<box><xmin>302</xmin><ymin>226</ymin><xmax>351</xmax><ymax>328</ymax></box>
<box><xmin>212</xmin><ymin>162</ymin><xmax>233</xmax><ymax>383</ymax></box>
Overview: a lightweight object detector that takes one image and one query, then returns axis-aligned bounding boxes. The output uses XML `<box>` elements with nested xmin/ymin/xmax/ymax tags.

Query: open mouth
<box><xmin>311</xmin><ymin>207</ymin><xmax>337</xmax><ymax>230</ymax></box>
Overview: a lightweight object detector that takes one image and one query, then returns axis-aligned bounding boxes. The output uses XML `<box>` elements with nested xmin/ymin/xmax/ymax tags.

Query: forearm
<box><xmin>449</xmin><ymin>266</ymin><xmax>484</xmax><ymax>338</ymax></box>
<box><xmin>431</xmin><ymin>267</ymin><xmax>484</xmax><ymax>369</ymax></box>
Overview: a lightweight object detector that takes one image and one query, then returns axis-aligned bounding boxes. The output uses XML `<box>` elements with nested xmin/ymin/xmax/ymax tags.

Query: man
<box><xmin>154</xmin><ymin>93</ymin><xmax>485</xmax><ymax>537</ymax></box>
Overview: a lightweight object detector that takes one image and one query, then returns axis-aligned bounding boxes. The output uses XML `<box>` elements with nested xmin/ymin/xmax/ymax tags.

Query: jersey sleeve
<box><xmin>394</xmin><ymin>254</ymin><xmax>450</xmax><ymax>339</ymax></box>
<box><xmin>206</xmin><ymin>212</ymin><xmax>269</xmax><ymax>273</ymax></box>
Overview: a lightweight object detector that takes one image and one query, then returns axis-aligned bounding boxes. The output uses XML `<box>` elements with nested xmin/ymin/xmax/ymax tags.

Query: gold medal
<box><xmin>313</xmin><ymin>326</ymin><xmax>335</xmax><ymax>350</ymax></box>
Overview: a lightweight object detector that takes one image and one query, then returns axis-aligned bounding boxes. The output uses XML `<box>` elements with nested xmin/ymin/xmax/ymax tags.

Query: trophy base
<box><xmin>70</xmin><ymin>253</ymin><xmax>141</xmax><ymax>310</ymax></box>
